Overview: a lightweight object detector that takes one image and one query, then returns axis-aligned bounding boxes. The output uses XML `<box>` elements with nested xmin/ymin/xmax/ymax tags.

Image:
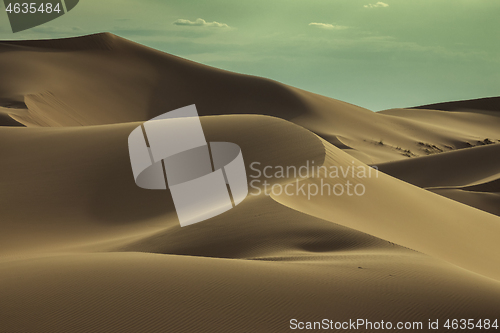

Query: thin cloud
<box><xmin>173</xmin><ymin>18</ymin><xmax>229</xmax><ymax>28</ymax></box>
<box><xmin>364</xmin><ymin>2</ymin><xmax>389</xmax><ymax>8</ymax></box>
<box><xmin>309</xmin><ymin>23</ymin><xmax>348</xmax><ymax>30</ymax></box>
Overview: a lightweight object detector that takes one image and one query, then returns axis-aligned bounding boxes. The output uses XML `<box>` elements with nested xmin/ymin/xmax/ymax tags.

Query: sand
<box><xmin>1</xmin><ymin>33</ymin><xmax>499</xmax><ymax>332</ymax></box>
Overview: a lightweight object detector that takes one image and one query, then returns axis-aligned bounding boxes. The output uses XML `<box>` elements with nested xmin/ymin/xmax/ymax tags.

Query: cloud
<box><xmin>308</xmin><ymin>23</ymin><xmax>348</xmax><ymax>30</ymax></box>
<box><xmin>173</xmin><ymin>18</ymin><xmax>229</xmax><ymax>28</ymax></box>
<box><xmin>364</xmin><ymin>2</ymin><xmax>389</xmax><ymax>8</ymax></box>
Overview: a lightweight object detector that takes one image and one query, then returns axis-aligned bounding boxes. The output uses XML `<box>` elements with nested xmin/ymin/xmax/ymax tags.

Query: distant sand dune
<box><xmin>413</xmin><ymin>96</ymin><xmax>500</xmax><ymax>113</ymax></box>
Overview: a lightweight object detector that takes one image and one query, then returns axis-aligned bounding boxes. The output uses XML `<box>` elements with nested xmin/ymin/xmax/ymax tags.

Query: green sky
<box><xmin>1</xmin><ymin>0</ymin><xmax>499</xmax><ymax>111</ymax></box>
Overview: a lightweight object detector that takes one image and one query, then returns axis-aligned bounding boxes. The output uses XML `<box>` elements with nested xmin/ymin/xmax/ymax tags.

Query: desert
<box><xmin>0</xmin><ymin>33</ymin><xmax>499</xmax><ymax>332</ymax></box>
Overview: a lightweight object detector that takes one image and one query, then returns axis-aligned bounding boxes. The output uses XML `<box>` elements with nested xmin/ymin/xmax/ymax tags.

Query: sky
<box><xmin>1</xmin><ymin>0</ymin><xmax>499</xmax><ymax>111</ymax></box>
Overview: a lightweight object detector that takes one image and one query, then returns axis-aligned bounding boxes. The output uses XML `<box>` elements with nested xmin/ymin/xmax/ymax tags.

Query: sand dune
<box><xmin>377</xmin><ymin>143</ymin><xmax>500</xmax><ymax>216</ymax></box>
<box><xmin>0</xmin><ymin>109</ymin><xmax>25</xmax><ymax>126</ymax></box>
<box><xmin>413</xmin><ymin>96</ymin><xmax>500</xmax><ymax>113</ymax></box>
<box><xmin>273</xmin><ymin>139</ymin><xmax>500</xmax><ymax>280</ymax></box>
<box><xmin>377</xmin><ymin>144</ymin><xmax>500</xmax><ymax>188</ymax></box>
<box><xmin>1</xmin><ymin>33</ymin><xmax>500</xmax><ymax>332</ymax></box>
<box><xmin>3</xmin><ymin>33</ymin><xmax>499</xmax><ymax>163</ymax></box>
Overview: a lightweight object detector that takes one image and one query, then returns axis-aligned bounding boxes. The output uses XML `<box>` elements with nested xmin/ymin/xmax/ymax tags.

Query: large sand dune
<box><xmin>1</xmin><ymin>33</ymin><xmax>499</xmax><ymax>332</ymax></box>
